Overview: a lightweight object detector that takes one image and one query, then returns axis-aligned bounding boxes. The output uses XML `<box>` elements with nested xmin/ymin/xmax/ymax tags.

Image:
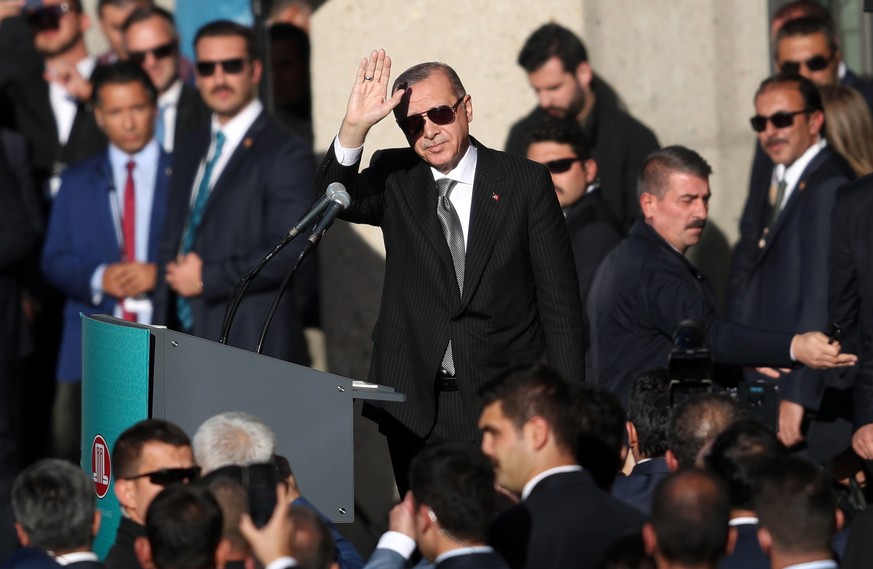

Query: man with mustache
<box><xmin>586</xmin><ymin>145</ymin><xmax>855</xmax><ymax>409</ymax></box>
<box><xmin>727</xmin><ymin>74</ymin><xmax>854</xmax><ymax>457</ymax></box>
<box><xmin>153</xmin><ymin>20</ymin><xmax>313</xmax><ymax>365</ymax></box>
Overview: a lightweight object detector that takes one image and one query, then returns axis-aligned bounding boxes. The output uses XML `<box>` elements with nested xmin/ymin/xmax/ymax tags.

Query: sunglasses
<box><xmin>26</xmin><ymin>3</ymin><xmax>71</xmax><ymax>32</ymax></box>
<box><xmin>543</xmin><ymin>157</ymin><xmax>582</xmax><ymax>174</ymax></box>
<box><xmin>196</xmin><ymin>58</ymin><xmax>247</xmax><ymax>77</ymax></box>
<box><xmin>123</xmin><ymin>466</ymin><xmax>201</xmax><ymax>486</ymax></box>
<box><xmin>749</xmin><ymin>110</ymin><xmax>810</xmax><ymax>132</ymax></box>
<box><xmin>128</xmin><ymin>41</ymin><xmax>177</xmax><ymax>65</ymax></box>
<box><xmin>779</xmin><ymin>55</ymin><xmax>832</xmax><ymax>75</ymax></box>
<box><xmin>397</xmin><ymin>97</ymin><xmax>465</xmax><ymax>137</ymax></box>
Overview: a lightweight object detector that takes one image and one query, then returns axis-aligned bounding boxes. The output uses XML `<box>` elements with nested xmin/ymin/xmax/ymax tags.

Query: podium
<box><xmin>80</xmin><ymin>314</ymin><xmax>403</xmax><ymax>558</ymax></box>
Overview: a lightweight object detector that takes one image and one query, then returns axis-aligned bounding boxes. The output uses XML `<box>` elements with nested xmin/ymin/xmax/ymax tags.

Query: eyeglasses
<box><xmin>195</xmin><ymin>58</ymin><xmax>247</xmax><ymax>77</ymax></box>
<box><xmin>779</xmin><ymin>55</ymin><xmax>832</xmax><ymax>75</ymax></box>
<box><xmin>749</xmin><ymin>110</ymin><xmax>810</xmax><ymax>132</ymax></box>
<box><xmin>396</xmin><ymin>97</ymin><xmax>465</xmax><ymax>137</ymax></box>
<box><xmin>128</xmin><ymin>42</ymin><xmax>177</xmax><ymax>65</ymax></box>
<box><xmin>123</xmin><ymin>466</ymin><xmax>201</xmax><ymax>486</ymax></box>
<box><xmin>543</xmin><ymin>157</ymin><xmax>582</xmax><ymax>174</ymax></box>
<box><xmin>26</xmin><ymin>3</ymin><xmax>72</xmax><ymax>32</ymax></box>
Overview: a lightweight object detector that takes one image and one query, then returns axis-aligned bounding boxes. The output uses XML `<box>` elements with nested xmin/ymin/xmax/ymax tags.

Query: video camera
<box><xmin>668</xmin><ymin>319</ymin><xmax>779</xmax><ymax>429</ymax></box>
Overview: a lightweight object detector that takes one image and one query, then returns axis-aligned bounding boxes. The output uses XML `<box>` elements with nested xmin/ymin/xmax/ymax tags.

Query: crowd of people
<box><xmin>2</xmin><ymin>0</ymin><xmax>873</xmax><ymax>567</ymax></box>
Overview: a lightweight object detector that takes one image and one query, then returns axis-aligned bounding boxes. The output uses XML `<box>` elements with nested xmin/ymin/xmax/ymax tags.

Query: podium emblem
<box><xmin>91</xmin><ymin>434</ymin><xmax>111</xmax><ymax>498</ymax></box>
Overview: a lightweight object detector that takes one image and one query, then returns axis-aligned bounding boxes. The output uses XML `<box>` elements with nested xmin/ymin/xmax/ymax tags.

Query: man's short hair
<box><xmin>122</xmin><ymin>5</ymin><xmax>177</xmax><ymax>34</ymax></box>
<box><xmin>772</xmin><ymin>1</ymin><xmax>834</xmax><ymax>31</ymax></box>
<box><xmin>752</xmin><ymin>456</ymin><xmax>837</xmax><ymax>554</ymax></box>
<box><xmin>146</xmin><ymin>485</ymin><xmax>224</xmax><ymax>569</ymax></box>
<box><xmin>11</xmin><ymin>459</ymin><xmax>95</xmax><ymax>553</ymax></box>
<box><xmin>572</xmin><ymin>383</ymin><xmax>625</xmax><ymax>490</ymax></box>
<box><xmin>651</xmin><ymin>469</ymin><xmax>730</xmax><ymax>565</ymax></box>
<box><xmin>98</xmin><ymin>0</ymin><xmax>151</xmax><ymax>14</ymax></box>
<box><xmin>628</xmin><ymin>369</ymin><xmax>672</xmax><ymax>459</ymax></box>
<box><xmin>90</xmin><ymin>61</ymin><xmax>158</xmax><ymax>107</ymax></box>
<box><xmin>202</xmin><ymin>475</ymin><xmax>248</xmax><ymax>555</ymax></box>
<box><xmin>667</xmin><ymin>394</ymin><xmax>741</xmax><ymax>469</ymax></box>
<box><xmin>637</xmin><ymin>145</ymin><xmax>713</xmax><ymax>200</ymax></box>
<box><xmin>524</xmin><ymin>117</ymin><xmax>592</xmax><ymax>161</ymax></box>
<box><xmin>703</xmin><ymin>419</ymin><xmax>787</xmax><ymax>510</ymax></box>
<box><xmin>517</xmin><ymin>23</ymin><xmax>588</xmax><ymax>73</ymax></box>
<box><xmin>777</xmin><ymin>16</ymin><xmax>839</xmax><ymax>55</ymax></box>
<box><xmin>478</xmin><ymin>363</ymin><xmax>577</xmax><ymax>454</ymax></box>
<box><xmin>289</xmin><ymin>506</ymin><xmax>336</xmax><ymax>569</ymax></box>
<box><xmin>408</xmin><ymin>442</ymin><xmax>496</xmax><ymax>542</ymax></box>
<box><xmin>756</xmin><ymin>72</ymin><xmax>825</xmax><ymax>115</ymax></box>
<box><xmin>194</xmin><ymin>20</ymin><xmax>257</xmax><ymax>60</ymax></box>
<box><xmin>391</xmin><ymin>61</ymin><xmax>466</xmax><ymax>113</ymax></box>
<box><xmin>113</xmin><ymin>419</ymin><xmax>191</xmax><ymax>480</ymax></box>
<box><xmin>193</xmin><ymin>412</ymin><xmax>276</xmax><ymax>474</ymax></box>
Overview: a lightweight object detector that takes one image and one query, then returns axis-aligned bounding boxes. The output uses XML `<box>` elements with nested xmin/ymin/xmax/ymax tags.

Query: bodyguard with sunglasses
<box><xmin>153</xmin><ymin>21</ymin><xmax>313</xmax><ymax>365</ymax></box>
<box><xmin>727</xmin><ymin>74</ymin><xmax>854</xmax><ymax>456</ymax></box>
<box><xmin>315</xmin><ymin>49</ymin><xmax>585</xmax><ymax>493</ymax></box>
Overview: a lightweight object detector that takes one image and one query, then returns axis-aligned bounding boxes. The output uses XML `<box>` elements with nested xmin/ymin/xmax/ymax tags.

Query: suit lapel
<box><xmin>461</xmin><ymin>143</ymin><xmax>506</xmax><ymax>309</ymax></box>
<box><xmin>94</xmin><ymin>155</ymin><xmax>123</xmax><ymax>260</ymax></box>
<box><xmin>148</xmin><ymin>150</ymin><xmax>172</xmax><ymax>262</ymax></box>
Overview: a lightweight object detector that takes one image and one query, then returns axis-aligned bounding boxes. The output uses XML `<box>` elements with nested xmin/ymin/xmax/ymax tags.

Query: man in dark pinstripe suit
<box><xmin>316</xmin><ymin>49</ymin><xmax>586</xmax><ymax>492</ymax></box>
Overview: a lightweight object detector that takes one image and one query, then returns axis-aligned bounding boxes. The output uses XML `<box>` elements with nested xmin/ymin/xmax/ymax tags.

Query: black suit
<box><xmin>172</xmin><ymin>83</ymin><xmax>211</xmax><ymax>149</ymax></box>
<box><xmin>564</xmin><ymin>188</ymin><xmax>625</xmax><ymax>308</ymax></box>
<box><xmin>718</xmin><ymin>522</ymin><xmax>768</xmax><ymax>569</ymax></box>
<box><xmin>829</xmin><ymin>174</ymin><xmax>873</xmax><ymax>431</ymax></box>
<box><xmin>611</xmin><ymin>456</ymin><xmax>669</xmax><ymax>516</ymax></box>
<box><xmin>505</xmin><ymin>79</ymin><xmax>659</xmax><ymax>229</ymax></box>
<box><xmin>588</xmin><ymin>221</ymin><xmax>793</xmax><ymax>408</ymax></box>
<box><xmin>154</xmin><ymin>110</ymin><xmax>313</xmax><ymax>363</ymax></box>
<box><xmin>104</xmin><ymin>518</ymin><xmax>144</xmax><ymax>569</ymax></box>
<box><xmin>488</xmin><ymin>470</ymin><xmax>646</xmax><ymax>569</ymax></box>
<box><xmin>436</xmin><ymin>552</ymin><xmax>509</xmax><ymax>569</ymax></box>
<box><xmin>315</xmin><ymin>139</ymin><xmax>586</xmax><ymax>445</ymax></box>
<box><xmin>727</xmin><ymin>145</ymin><xmax>853</xmax><ymax>455</ymax></box>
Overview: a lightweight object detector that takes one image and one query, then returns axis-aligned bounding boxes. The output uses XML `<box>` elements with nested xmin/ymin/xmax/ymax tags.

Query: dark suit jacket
<box><xmin>718</xmin><ymin>522</ymin><xmax>768</xmax><ymax>569</ymax></box>
<box><xmin>829</xmin><ymin>174</ymin><xmax>873</xmax><ymax>428</ymax></box>
<box><xmin>154</xmin><ymin>110</ymin><xmax>313</xmax><ymax>364</ymax></box>
<box><xmin>315</xmin><ymin>138</ymin><xmax>586</xmax><ymax>442</ymax></box>
<box><xmin>587</xmin><ymin>221</ymin><xmax>793</xmax><ymax>408</ymax></box>
<box><xmin>488</xmin><ymin>470</ymin><xmax>646</xmax><ymax>569</ymax></box>
<box><xmin>41</xmin><ymin>147</ymin><xmax>171</xmax><ymax>381</ymax></box>
<box><xmin>505</xmin><ymin>79</ymin><xmax>659</xmax><ymax>229</ymax></box>
<box><xmin>437</xmin><ymin>552</ymin><xmax>510</xmax><ymax>569</ymax></box>
<box><xmin>727</xmin><ymin>145</ymin><xmax>853</xmax><ymax>410</ymax></box>
<box><xmin>104</xmin><ymin>517</ymin><xmax>144</xmax><ymax>569</ymax></box>
<box><xmin>842</xmin><ymin>68</ymin><xmax>873</xmax><ymax>114</ymax></box>
<box><xmin>173</xmin><ymin>83</ymin><xmax>211</xmax><ymax>149</ymax></box>
<box><xmin>564</xmin><ymin>188</ymin><xmax>625</xmax><ymax>307</ymax></box>
<box><xmin>1</xmin><ymin>71</ymin><xmax>106</xmax><ymax>190</ymax></box>
<box><xmin>611</xmin><ymin>456</ymin><xmax>669</xmax><ymax>516</ymax></box>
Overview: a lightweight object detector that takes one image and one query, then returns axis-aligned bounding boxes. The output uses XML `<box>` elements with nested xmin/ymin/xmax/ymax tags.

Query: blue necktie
<box><xmin>176</xmin><ymin>130</ymin><xmax>226</xmax><ymax>331</ymax></box>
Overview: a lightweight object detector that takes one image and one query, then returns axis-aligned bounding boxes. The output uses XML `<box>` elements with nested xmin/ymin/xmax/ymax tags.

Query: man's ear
<box><xmin>835</xmin><ymin>507</ymin><xmax>845</xmax><ymax>532</ymax></box>
<box><xmin>135</xmin><ymin>536</ymin><xmax>156</xmax><ymax>569</ymax></box>
<box><xmin>574</xmin><ymin>61</ymin><xmax>593</xmax><ymax>90</ymax></box>
<box><xmin>114</xmin><ymin>478</ymin><xmax>138</xmax><ymax>512</ymax></box>
<box><xmin>757</xmin><ymin>526</ymin><xmax>773</xmax><ymax>557</ymax></box>
<box><xmin>14</xmin><ymin>522</ymin><xmax>30</xmax><ymax>547</ymax></box>
<box><xmin>214</xmin><ymin>537</ymin><xmax>232</xmax><ymax>569</ymax></box>
<box><xmin>91</xmin><ymin>510</ymin><xmax>102</xmax><ymax>539</ymax></box>
<box><xmin>725</xmin><ymin>526</ymin><xmax>738</xmax><ymax>556</ymax></box>
<box><xmin>524</xmin><ymin>416</ymin><xmax>550</xmax><ymax>451</ymax></box>
<box><xmin>642</xmin><ymin>522</ymin><xmax>658</xmax><ymax>556</ymax></box>
<box><xmin>665</xmin><ymin>449</ymin><xmax>680</xmax><ymax>472</ymax></box>
<box><xmin>639</xmin><ymin>192</ymin><xmax>655</xmax><ymax>219</ymax></box>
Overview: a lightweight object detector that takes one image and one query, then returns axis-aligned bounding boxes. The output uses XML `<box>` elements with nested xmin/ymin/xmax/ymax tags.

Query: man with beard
<box><xmin>726</xmin><ymin>75</ymin><xmax>854</xmax><ymax>456</ymax></box>
<box><xmin>587</xmin><ymin>145</ymin><xmax>855</xmax><ymax>408</ymax></box>
<box><xmin>153</xmin><ymin>21</ymin><xmax>313</xmax><ymax>364</ymax></box>
<box><xmin>505</xmin><ymin>23</ymin><xmax>659</xmax><ymax>228</ymax></box>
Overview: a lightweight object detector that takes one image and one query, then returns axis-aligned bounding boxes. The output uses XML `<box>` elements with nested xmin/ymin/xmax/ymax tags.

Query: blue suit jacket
<box><xmin>611</xmin><ymin>456</ymin><xmax>670</xmax><ymax>515</ymax></box>
<box><xmin>41</xmin><ymin>147</ymin><xmax>171</xmax><ymax>381</ymax></box>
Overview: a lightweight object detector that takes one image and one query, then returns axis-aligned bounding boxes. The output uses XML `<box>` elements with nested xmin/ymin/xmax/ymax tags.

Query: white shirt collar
<box><xmin>434</xmin><ymin>546</ymin><xmax>494</xmax><ymax>564</ymax></box>
<box><xmin>782</xmin><ymin>560</ymin><xmax>837</xmax><ymax>569</ymax></box>
<box><xmin>54</xmin><ymin>552</ymin><xmax>99</xmax><ymax>565</ymax></box>
<box><xmin>774</xmin><ymin>138</ymin><xmax>827</xmax><ymax>188</ymax></box>
<box><xmin>158</xmin><ymin>78</ymin><xmax>184</xmax><ymax>108</ymax></box>
<box><xmin>211</xmin><ymin>98</ymin><xmax>263</xmax><ymax>148</ymax></box>
<box><xmin>521</xmin><ymin>465</ymin><xmax>582</xmax><ymax>501</ymax></box>
<box><xmin>729</xmin><ymin>516</ymin><xmax>759</xmax><ymax>526</ymax></box>
<box><xmin>108</xmin><ymin>137</ymin><xmax>160</xmax><ymax>168</ymax></box>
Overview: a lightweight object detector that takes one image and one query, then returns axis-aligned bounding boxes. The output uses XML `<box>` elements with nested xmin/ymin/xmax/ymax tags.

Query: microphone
<box><xmin>287</xmin><ymin>182</ymin><xmax>347</xmax><ymax>238</ymax></box>
<box><xmin>307</xmin><ymin>189</ymin><xmax>351</xmax><ymax>247</ymax></box>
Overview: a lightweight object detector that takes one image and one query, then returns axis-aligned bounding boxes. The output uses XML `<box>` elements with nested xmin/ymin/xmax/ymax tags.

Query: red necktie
<box><xmin>122</xmin><ymin>160</ymin><xmax>136</xmax><ymax>322</ymax></box>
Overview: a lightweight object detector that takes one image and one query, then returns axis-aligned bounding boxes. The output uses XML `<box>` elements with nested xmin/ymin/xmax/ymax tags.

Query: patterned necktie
<box><xmin>176</xmin><ymin>130</ymin><xmax>226</xmax><ymax>331</ymax></box>
<box><xmin>771</xmin><ymin>177</ymin><xmax>787</xmax><ymax>227</ymax></box>
<box><xmin>121</xmin><ymin>160</ymin><xmax>136</xmax><ymax>322</ymax></box>
<box><xmin>436</xmin><ymin>177</ymin><xmax>464</xmax><ymax>375</ymax></box>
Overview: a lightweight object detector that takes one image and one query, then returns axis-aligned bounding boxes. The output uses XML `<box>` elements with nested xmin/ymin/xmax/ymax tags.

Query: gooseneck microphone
<box><xmin>287</xmin><ymin>182</ymin><xmax>347</xmax><ymax>238</ymax></box>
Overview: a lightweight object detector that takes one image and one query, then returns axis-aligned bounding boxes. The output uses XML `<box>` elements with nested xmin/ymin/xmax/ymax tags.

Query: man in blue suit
<box><xmin>41</xmin><ymin>61</ymin><xmax>169</xmax><ymax>460</ymax></box>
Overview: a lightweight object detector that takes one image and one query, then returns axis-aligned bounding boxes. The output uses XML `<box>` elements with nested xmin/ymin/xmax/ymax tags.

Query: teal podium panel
<box><xmin>81</xmin><ymin>316</ymin><xmax>151</xmax><ymax>559</ymax></box>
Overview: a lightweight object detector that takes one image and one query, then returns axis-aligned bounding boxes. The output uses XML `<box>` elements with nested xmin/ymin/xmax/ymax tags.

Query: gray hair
<box><xmin>392</xmin><ymin>62</ymin><xmax>466</xmax><ymax>99</ymax></box>
<box><xmin>637</xmin><ymin>145</ymin><xmax>713</xmax><ymax>199</ymax></box>
<box><xmin>192</xmin><ymin>412</ymin><xmax>276</xmax><ymax>473</ymax></box>
<box><xmin>11</xmin><ymin>459</ymin><xmax>95</xmax><ymax>553</ymax></box>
